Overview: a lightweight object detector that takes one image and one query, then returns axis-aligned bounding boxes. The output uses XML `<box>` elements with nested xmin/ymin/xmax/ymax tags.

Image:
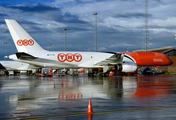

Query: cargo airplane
<box><xmin>5</xmin><ymin>19</ymin><xmax>173</xmax><ymax>73</ymax></box>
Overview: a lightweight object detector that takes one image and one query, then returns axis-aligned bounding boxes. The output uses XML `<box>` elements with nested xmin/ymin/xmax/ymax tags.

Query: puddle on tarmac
<box><xmin>0</xmin><ymin>75</ymin><xmax>176</xmax><ymax>119</ymax></box>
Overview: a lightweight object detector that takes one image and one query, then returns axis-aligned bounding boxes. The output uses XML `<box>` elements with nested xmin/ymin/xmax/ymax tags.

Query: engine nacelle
<box><xmin>117</xmin><ymin>62</ymin><xmax>137</xmax><ymax>73</ymax></box>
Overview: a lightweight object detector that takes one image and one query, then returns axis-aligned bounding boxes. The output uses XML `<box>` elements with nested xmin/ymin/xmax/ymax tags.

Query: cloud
<box><xmin>2</xmin><ymin>3</ymin><xmax>60</xmax><ymax>13</ymax></box>
<box><xmin>0</xmin><ymin>0</ymin><xmax>176</xmax><ymax>60</ymax></box>
<box><xmin>1</xmin><ymin>3</ymin><xmax>88</xmax><ymax>24</ymax></box>
<box><xmin>111</xmin><ymin>12</ymin><xmax>152</xmax><ymax>19</ymax></box>
<box><xmin>44</xmin><ymin>11</ymin><xmax>88</xmax><ymax>24</ymax></box>
<box><xmin>0</xmin><ymin>13</ymin><xmax>8</xmax><ymax>18</ymax></box>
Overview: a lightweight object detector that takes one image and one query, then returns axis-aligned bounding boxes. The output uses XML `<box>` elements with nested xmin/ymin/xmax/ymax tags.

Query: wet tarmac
<box><xmin>0</xmin><ymin>74</ymin><xmax>176</xmax><ymax>120</ymax></box>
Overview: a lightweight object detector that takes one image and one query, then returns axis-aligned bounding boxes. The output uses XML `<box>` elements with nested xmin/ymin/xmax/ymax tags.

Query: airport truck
<box><xmin>38</xmin><ymin>67</ymin><xmax>53</xmax><ymax>77</ymax></box>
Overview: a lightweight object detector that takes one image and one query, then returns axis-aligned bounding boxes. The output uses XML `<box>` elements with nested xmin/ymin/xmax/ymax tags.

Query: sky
<box><xmin>0</xmin><ymin>0</ymin><xmax>176</xmax><ymax>60</ymax></box>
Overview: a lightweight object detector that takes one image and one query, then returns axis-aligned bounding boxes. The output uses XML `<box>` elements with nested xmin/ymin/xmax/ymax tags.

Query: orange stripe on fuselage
<box><xmin>122</xmin><ymin>52</ymin><xmax>173</xmax><ymax>66</ymax></box>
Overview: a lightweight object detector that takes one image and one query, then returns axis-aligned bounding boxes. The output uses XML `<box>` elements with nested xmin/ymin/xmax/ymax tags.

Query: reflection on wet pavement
<box><xmin>0</xmin><ymin>75</ymin><xmax>176</xmax><ymax>119</ymax></box>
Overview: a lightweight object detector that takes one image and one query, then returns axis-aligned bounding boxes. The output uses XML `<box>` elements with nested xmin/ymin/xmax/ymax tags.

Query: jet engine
<box><xmin>116</xmin><ymin>62</ymin><xmax>137</xmax><ymax>73</ymax></box>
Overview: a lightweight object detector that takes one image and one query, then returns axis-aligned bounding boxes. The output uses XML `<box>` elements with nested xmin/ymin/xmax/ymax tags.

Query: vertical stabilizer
<box><xmin>5</xmin><ymin>19</ymin><xmax>46</xmax><ymax>53</ymax></box>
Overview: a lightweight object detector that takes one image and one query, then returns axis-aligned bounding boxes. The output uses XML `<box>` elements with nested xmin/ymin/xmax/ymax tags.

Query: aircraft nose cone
<box><xmin>169</xmin><ymin>59</ymin><xmax>173</xmax><ymax>65</ymax></box>
<box><xmin>163</xmin><ymin>55</ymin><xmax>173</xmax><ymax>65</ymax></box>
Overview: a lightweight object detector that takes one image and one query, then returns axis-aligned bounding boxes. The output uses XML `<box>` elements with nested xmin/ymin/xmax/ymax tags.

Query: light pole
<box><xmin>3</xmin><ymin>42</ymin><xmax>7</xmax><ymax>60</ymax></box>
<box><xmin>49</xmin><ymin>44</ymin><xmax>52</xmax><ymax>51</ymax></box>
<box><xmin>92</xmin><ymin>12</ymin><xmax>98</xmax><ymax>52</ymax></box>
<box><xmin>126</xmin><ymin>46</ymin><xmax>129</xmax><ymax>52</ymax></box>
<box><xmin>63</xmin><ymin>28</ymin><xmax>67</xmax><ymax>51</ymax></box>
<box><xmin>144</xmin><ymin>0</ymin><xmax>149</xmax><ymax>52</ymax></box>
<box><xmin>88</xmin><ymin>45</ymin><xmax>91</xmax><ymax>51</ymax></box>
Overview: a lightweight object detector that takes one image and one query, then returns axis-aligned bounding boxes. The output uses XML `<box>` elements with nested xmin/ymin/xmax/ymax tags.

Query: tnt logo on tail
<box><xmin>17</xmin><ymin>39</ymin><xmax>34</xmax><ymax>46</ymax></box>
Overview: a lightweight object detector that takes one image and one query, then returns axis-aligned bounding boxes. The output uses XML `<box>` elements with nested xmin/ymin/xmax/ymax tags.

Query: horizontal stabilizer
<box><xmin>0</xmin><ymin>63</ymin><xmax>6</xmax><ymax>70</ymax></box>
<box><xmin>16</xmin><ymin>52</ymin><xmax>37</xmax><ymax>60</ymax></box>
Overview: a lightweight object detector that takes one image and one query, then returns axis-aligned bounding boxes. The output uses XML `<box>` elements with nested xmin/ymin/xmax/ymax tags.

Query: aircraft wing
<box><xmin>94</xmin><ymin>52</ymin><xmax>124</xmax><ymax>66</ymax></box>
<box><xmin>93</xmin><ymin>52</ymin><xmax>124</xmax><ymax>73</ymax></box>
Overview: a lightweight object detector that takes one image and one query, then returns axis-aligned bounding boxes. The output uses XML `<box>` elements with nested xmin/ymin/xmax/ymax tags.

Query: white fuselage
<box><xmin>9</xmin><ymin>52</ymin><xmax>113</xmax><ymax>68</ymax></box>
<box><xmin>8</xmin><ymin>51</ymin><xmax>135</xmax><ymax>70</ymax></box>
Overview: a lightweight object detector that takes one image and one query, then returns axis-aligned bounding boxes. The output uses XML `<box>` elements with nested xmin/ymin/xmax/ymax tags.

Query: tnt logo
<box><xmin>17</xmin><ymin>39</ymin><xmax>34</xmax><ymax>46</ymax></box>
<box><xmin>57</xmin><ymin>53</ymin><xmax>82</xmax><ymax>62</ymax></box>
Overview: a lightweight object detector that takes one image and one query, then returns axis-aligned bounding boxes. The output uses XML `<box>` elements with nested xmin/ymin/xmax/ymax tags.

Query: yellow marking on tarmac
<box><xmin>25</xmin><ymin>113</ymin><xmax>88</xmax><ymax>120</ymax></box>
<box><xmin>25</xmin><ymin>106</ymin><xmax>176</xmax><ymax>120</ymax></box>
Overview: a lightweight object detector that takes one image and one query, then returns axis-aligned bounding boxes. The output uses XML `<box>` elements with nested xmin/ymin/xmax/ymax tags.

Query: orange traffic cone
<box><xmin>86</xmin><ymin>99</ymin><xmax>94</xmax><ymax>114</ymax></box>
<box><xmin>19</xmin><ymin>77</ymin><xmax>21</xmax><ymax>81</ymax></box>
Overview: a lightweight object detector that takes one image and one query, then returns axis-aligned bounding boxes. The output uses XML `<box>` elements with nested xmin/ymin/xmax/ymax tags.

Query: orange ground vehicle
<box><xmin>39</xmin><ymin>67</ymin><xmax>53</xmax><ymax>77</ymax></box>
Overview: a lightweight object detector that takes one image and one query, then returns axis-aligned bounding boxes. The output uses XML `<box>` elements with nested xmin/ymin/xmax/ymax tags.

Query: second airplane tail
<box><xmin>5</xmin><ymin>19</ymin><xmax>46</xmax><ymax>53</ymax></box>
